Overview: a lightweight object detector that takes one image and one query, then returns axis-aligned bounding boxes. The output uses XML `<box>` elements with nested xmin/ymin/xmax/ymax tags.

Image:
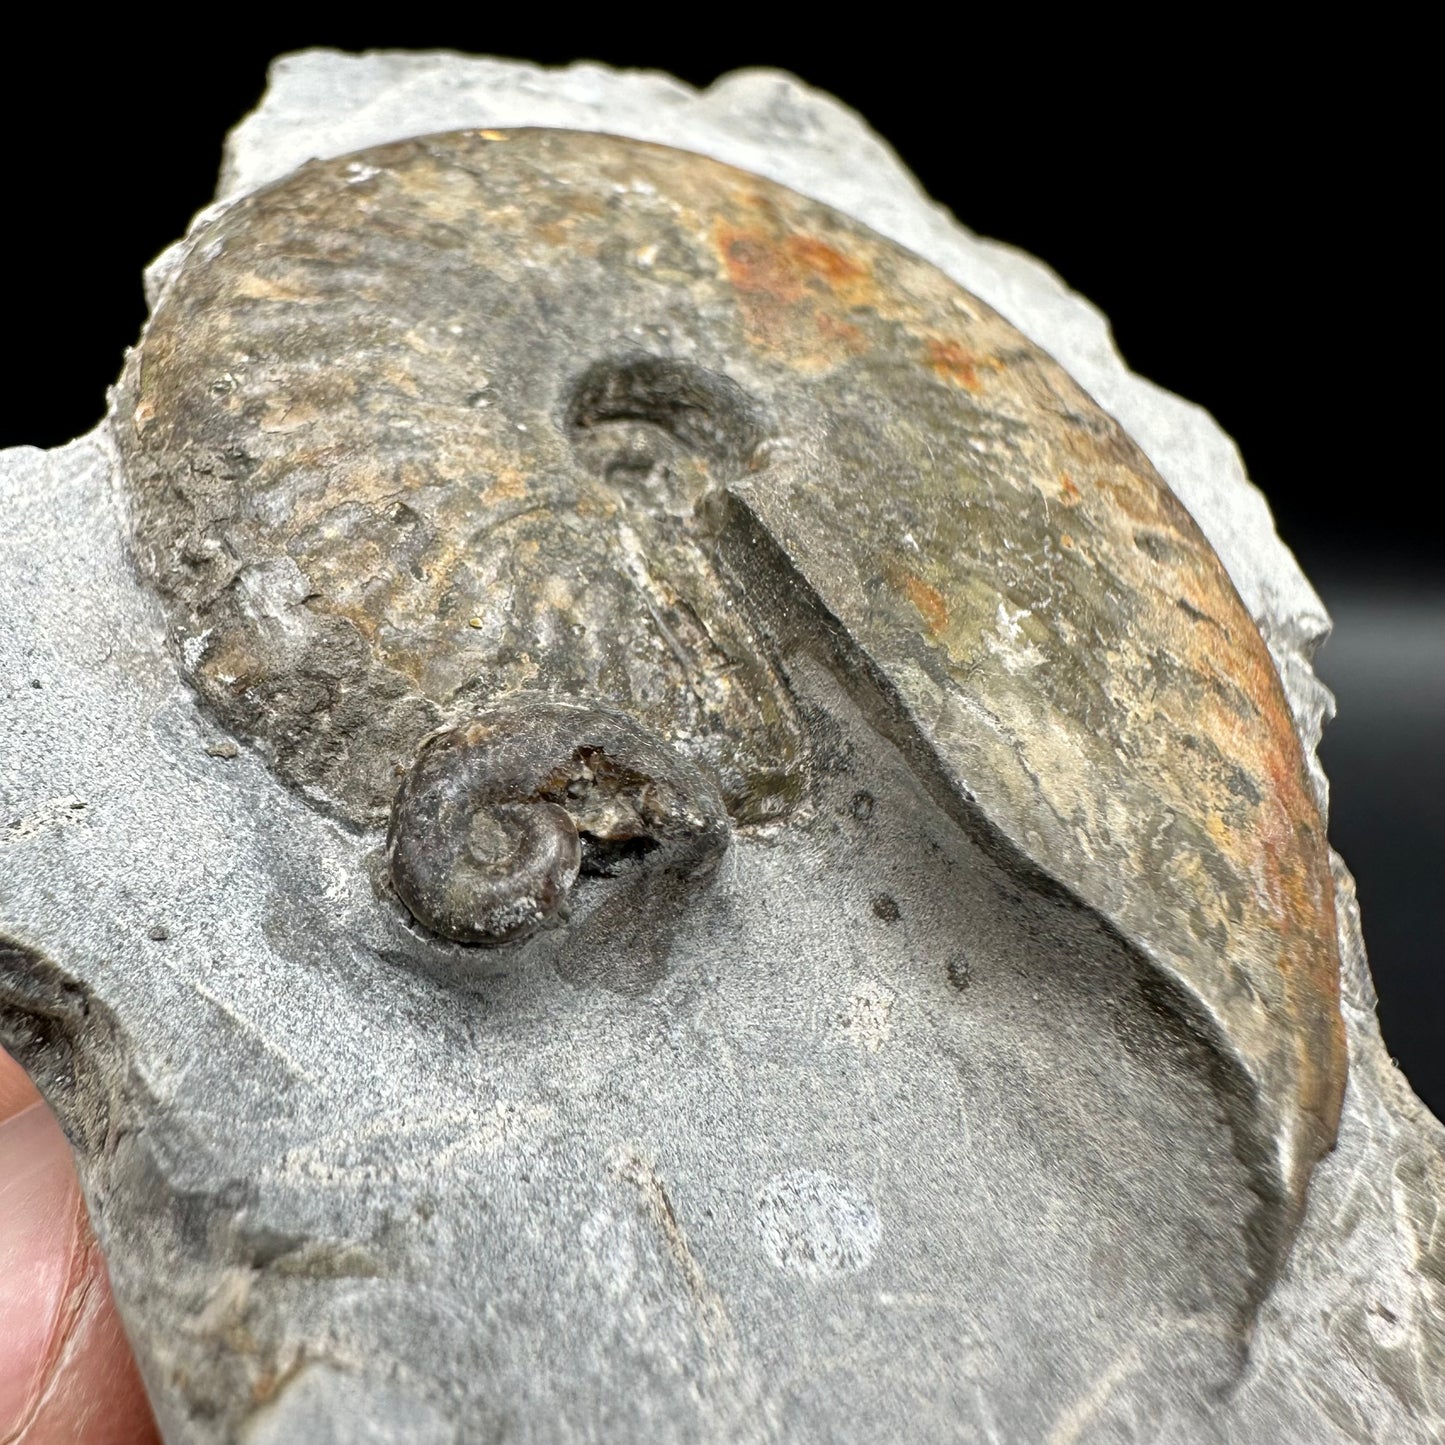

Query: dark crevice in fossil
<box><xmin>564</xmin><ymin>355</ymin><xmax>769</xmax><ymax>476</ymax></box>
<box><xmin>578</xmin><ymin>831</ymin><xmax>662</xmax><ymax>877</ymax></box>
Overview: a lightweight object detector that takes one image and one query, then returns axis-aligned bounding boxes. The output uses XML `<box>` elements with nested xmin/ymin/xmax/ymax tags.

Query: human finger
<box><xmin>0</xmin><ymin>1051</ymin><xmax>160</xmax><ymax>1444</ymax></box>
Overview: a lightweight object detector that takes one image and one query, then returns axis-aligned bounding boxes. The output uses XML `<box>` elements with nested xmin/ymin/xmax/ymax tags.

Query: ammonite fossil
<box><xmin>116</xmin><ymin>127</ymin><xmax>1345</xmax><ymax>1259</ymax></box>
<box><xmin>387</xmin><ymin>699</ymin><xmax>729</xmax><ymax>945</ymax></box>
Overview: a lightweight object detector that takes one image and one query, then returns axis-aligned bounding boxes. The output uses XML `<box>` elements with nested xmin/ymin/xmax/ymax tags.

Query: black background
<box><xmin>2</xmin><ymin>28</ymin><xmax>1438</xmax><ymax>1109</ymax></box>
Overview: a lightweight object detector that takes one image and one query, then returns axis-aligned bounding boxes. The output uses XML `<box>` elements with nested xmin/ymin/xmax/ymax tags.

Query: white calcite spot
<box><xmin>754</xmin><ymin>1170</ymin><xmax>881</xmax><ymax>1279</ymax></box>
<box><xmin>840</xmin><ymin>980</ymin><xmax>895</xmax><ymax>1054</ymax></box>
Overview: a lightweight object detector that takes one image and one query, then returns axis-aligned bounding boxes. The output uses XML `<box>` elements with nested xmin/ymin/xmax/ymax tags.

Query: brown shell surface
<box><xmin>117</xmin><ymin>129</ymin><xmax>1345</xmax><ymax>1217</ymax></box>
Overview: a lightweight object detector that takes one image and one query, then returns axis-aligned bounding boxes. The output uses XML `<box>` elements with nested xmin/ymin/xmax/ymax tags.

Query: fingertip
<box><xmin>0</xmin><ymin>1093</ymin><xmax>160</xmax><ymax>1445</ymax></box>
<box><xmin>13</xmin><ymin>1231</ymin><xmax>162</xmax><ymax>1445</ymax></box>
<box><xmin>0</xmin><ymin>1046</ymin><xmax>41</xmax><ymax>1123</ymax></box>
<box><xmin>0</xmin><ymin>1103</ymin><xmax>77</xmax><ymax>1438</ymax></box>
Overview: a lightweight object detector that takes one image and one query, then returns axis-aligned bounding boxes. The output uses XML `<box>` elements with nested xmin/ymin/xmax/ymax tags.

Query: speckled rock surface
<box><xmin>1</xmin><ymin>52</ymin><xmax>1440</xmax><ymax>1444</ymax></box>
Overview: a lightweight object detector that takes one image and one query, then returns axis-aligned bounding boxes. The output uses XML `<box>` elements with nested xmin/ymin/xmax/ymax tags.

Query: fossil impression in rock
<box><xmin>1</xmin><ymin>76</ymin><xmax>1438</xmax><ymax>1445</ymax></box>
<box><xmin>121</xmin><ymin>125</ymin><xmax>1344</xmax><ymax>1205</ymax></box>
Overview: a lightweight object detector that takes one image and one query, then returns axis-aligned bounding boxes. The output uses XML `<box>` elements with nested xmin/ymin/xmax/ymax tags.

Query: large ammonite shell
<box><xmin>116</xmin><ymin>128</ymin><xmax>1345</xmax><ymax>1238</ymax></box>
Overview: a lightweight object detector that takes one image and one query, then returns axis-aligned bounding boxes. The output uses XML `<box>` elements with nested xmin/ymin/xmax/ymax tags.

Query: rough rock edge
<box><xmin>1233</xmin><ymin>854</ymin><xmax>1445</xmax><ymax>1437</ymax></box>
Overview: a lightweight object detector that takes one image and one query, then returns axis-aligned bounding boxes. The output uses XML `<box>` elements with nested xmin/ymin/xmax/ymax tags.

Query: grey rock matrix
<box><xmin>1</xmin><ymin>51</ymin><xmax>1440</xmax><ymax>1444</ymax></box>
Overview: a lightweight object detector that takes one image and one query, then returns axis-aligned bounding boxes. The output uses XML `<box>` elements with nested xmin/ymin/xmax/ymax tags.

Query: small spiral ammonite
<box><xmin>387</xmin><ymin>700</ymin><xmax>730</xmax><ymax>945</ymax></box>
